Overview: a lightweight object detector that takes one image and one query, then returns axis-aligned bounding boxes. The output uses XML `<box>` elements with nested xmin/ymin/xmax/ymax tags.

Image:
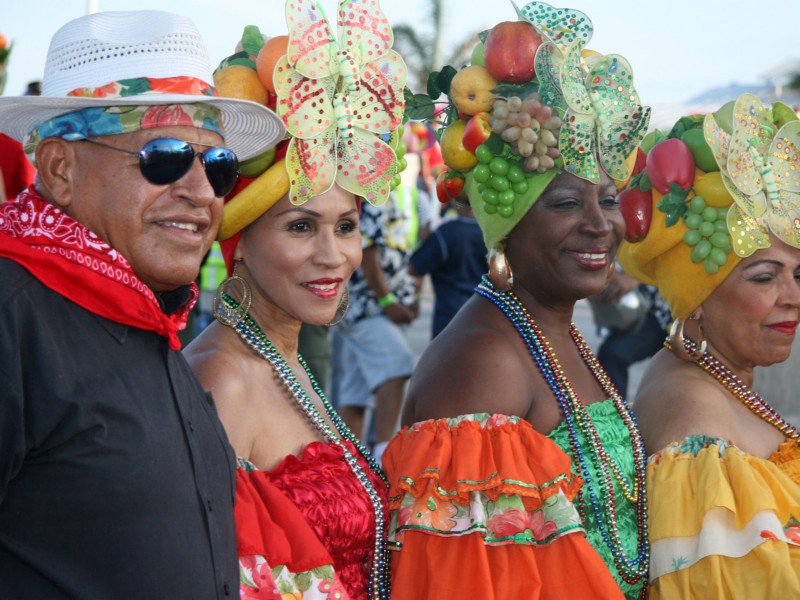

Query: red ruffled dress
<box><xmin>236</xmin><ymin>440</ymin><xmax>388</xmax><ymax>599</ymax></box>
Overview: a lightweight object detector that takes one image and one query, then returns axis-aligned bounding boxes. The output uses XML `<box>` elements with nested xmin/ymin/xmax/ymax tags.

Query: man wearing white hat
<box><xmin>0</xmin><ymin>10</ymin><xmax>284</xmax><ymax>599</ymax></box>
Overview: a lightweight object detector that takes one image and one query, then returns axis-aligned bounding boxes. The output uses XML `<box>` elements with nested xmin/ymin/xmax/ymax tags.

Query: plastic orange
<box><xmin>213</xmin><ymin>65</ymin><xmax>269</xmax><ymax>106</ymax></box>
<box><xmin>256</xmin><ymin>35</ymin><xmax>289</xmax><ymax>94</ymax></box>
<box><xmin>0</xmin><ymin>34</ymin><xmax>7</xmax><ymax>50</ymax></box>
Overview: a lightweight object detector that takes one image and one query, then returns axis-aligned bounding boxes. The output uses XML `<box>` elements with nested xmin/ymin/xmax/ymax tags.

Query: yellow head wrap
<box><xmin>619</xmin><ymin>93</ymin><xmax>800</xmax><ymax>319</ymax></box>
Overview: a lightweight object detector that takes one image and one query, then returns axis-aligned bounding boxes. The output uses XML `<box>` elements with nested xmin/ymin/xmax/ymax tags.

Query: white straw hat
<box><xmin>0</xmin><ymin>10</ymin><xmax>284</xmax><ymax>160</ymax></box>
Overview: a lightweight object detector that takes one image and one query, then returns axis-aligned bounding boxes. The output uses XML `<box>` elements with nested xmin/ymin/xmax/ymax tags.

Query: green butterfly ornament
<box><xmin>526</xmin><ymin>1</ymin><xmax>650</xmax><ymax>185</ymax></box>
<box><xmin>703</xmin><ymin>93</ymin><xmax>800</xmax><ymax>257</ymax></box>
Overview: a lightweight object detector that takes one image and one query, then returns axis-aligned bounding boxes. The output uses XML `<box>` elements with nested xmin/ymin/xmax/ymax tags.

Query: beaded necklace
<box><xmin>476</xmin><ymin>277</ymin><xmax>649</xmax><ymax>590</ymax></box>
<box><xmin>220</xmin><ymin>295</ymin><xmax>390</xmax><ymax>600</ymax></box>
<box><xmin>666</xmin><ymin>337</ymin><xmax>800</xmax><ymax>440</ymax></box>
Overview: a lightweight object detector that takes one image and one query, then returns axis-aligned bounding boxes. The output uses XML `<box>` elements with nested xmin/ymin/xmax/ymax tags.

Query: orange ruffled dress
<box><xmin>648</xmin><ymin>435</ymin><xmax>800</xmax><ymax>598</ymax></box>
<box><xmin>383</xmin><ymin>413</ymin><xmax>624</xmax><ymax>598</ymax></box>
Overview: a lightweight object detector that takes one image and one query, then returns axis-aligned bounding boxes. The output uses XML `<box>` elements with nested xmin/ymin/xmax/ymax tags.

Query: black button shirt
<box><xmin>0</xmin><ymin>259</ymin><xmax>238</xmax><ymax>599</ymax></box>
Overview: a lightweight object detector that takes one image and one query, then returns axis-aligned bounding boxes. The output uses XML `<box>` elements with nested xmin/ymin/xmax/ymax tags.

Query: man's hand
<box><xmin>383</xmin><ymin>301</ymin><xmax>416</xmax><ymax>325</ymax></box>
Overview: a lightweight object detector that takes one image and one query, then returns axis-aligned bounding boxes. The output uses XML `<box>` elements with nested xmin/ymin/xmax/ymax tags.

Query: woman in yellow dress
<box><xmin>619</xmin><ymin>93</ymin><xmax>800</xmax><ymax>597</ymax></box>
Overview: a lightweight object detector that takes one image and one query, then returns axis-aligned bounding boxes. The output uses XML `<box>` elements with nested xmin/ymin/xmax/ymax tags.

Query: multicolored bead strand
<box><xmin>476</xmin><ymin>277</ymin><xmax>649</xmax><ymax>595</ymax></box>
<box><xmin>221</xmin><ymin>295</ymin><xmax>390</xmax><ymax>600</ymax></box>
<box><xmin>666</xmin><ymin>336</ymin><xmax>800</xmax><ymax>440</ymax></box>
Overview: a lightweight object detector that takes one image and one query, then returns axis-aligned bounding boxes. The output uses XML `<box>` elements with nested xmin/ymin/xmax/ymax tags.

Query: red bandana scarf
<box><xmin>0</xmin><ymin>188</ymin><xmax>196</xmax><ymax>350</ymax></box>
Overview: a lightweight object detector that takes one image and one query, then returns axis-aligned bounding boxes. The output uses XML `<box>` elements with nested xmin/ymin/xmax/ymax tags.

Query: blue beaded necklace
<box><xmin>476</xmin><ymin>277</ymin><xmax>649</xmax><ymax>591</ymax></box>
<box><xmin>220</xmin><ymin>295</ymin><xmax>390</xmax><ymax>600</ymax></box>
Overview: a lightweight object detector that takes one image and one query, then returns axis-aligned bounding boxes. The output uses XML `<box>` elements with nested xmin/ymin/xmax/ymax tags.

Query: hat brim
<box><xmin>0</xmin><ymin>94</ymin><xmax>285</xmax><ymax>161</ymax></box>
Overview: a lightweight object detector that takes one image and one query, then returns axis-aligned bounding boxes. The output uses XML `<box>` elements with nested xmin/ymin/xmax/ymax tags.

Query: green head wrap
<box><xmin>424</xmin><ymin>1</ymin><xmax>650</xmax><ymax>250</ymax></box>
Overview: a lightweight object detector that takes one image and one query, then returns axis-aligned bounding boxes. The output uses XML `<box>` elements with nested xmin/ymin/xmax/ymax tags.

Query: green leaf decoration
<box><xmin>668</xmin><ymin>114</ymin><xmax>705</xmax><ymax>141</ymax></box>
<box><xmin>405</xmin><ymin>93</ymin><xmax>436</xmax><ymax>121</ymax></box>
<box><xmin>627</xmin><ymin>173</ymin><xmax>642</xmax><ymax>189</ymax></box>
<box><xmin>773</xmin><ymin>102</ymin><xmax>800</xmax><ymax>128</ymax></box>
<box><xmin>311</xmin><ymin>565</ymin><xmax>335</xmax><ymax>579</ymax></box>
<box><xmin>436</xmin><ymin>66</ymin><xmax>458</xmax><ymax>97</ymax></box>
<box><xmin>491</xmin><ymin>82</ymin><xmax>540</xmax><ymax>98</ymax></box>
<box><xmin>426</xmin><ymin>497</ymin><xmax>437</xmax><ymax>511</ymax></box>
<box><xmin>639</xmin><ymin>171</ymin><xmax>653</xmax><ymax>193</ymax></box>
<box><xmin>478</xmin><ymin>29</ymin><xmax>491</xmax><ymax>43</ymax></box>
<box><xmin>426</xmin><ymin>70</ymin><xmax>441</xmax><ymax>99</ymax></box>
<box><xmin>657</xmin><ymin>182</ymin><xmax>689</xmax><ymax>226</ymax></box>
<box><xmin>483</xmin><ymin>132</ymin><xmax>506</xmax><ymax>155</ymax></box>
<box><xmin>641</xmin><ymin>129</ymin><xmax>667</xmax><ymax>154</ymax></box>
<box><xmin>241</xmin><ymin>25</ymin><xmax>265</xmax><ymax>57</ymax></box>
<box><xmin>214</xmin><ymin>51</ymin><xmax>256</xmax><ymax>74</ymax></box>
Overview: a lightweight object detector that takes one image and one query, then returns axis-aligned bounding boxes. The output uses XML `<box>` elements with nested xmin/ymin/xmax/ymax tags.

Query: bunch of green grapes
<box><xmin>472</xmin><ymin>145</ymin><xmax>530</xmax><ymax>217</ymax></box>
<box><xmin>681</xmin><ymin>195</ymin><xmax>732</xmax><ymax>274</ymax></box>
<box><xmin>489</xmin><ymin>93</ymin><xmax>561</xmax><ymax>173</ymax></box>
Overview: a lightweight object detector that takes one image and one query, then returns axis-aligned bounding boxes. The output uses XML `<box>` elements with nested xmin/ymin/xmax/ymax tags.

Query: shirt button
<box><xmin>207</xmin><ymin>500</ymin><xmax>213</xmax><ymax>512</ymax></box>
<box><xmin>223</xmin><ymin>582</ymin><xmax>231</xmax><ymax>596</ymax></box>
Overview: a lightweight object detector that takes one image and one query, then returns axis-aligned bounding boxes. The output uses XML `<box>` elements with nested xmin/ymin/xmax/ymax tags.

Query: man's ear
<box><xmin>35</xmin><ymin>138</ymin><xmax>78</xmax><ymax>209</ymax></box>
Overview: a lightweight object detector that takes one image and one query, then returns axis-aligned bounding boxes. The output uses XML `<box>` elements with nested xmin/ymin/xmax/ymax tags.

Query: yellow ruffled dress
<box><xmin>648</xmin><ymin>435</ymin><xmax>800</xmax><ymax>598</ymax></box>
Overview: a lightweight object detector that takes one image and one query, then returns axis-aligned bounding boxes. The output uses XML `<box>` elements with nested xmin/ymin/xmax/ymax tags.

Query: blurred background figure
<box><xmin>408</xmin><ymin>189</ymin><xmax>487</xmax><ymax>338</ymax></box>
<box><xmin>0</xmin><ymin>38</ymin><xmax>36</xmax><ymax>201</ymax></box>
<box><xmin>331</xmin><ymin>153</ymin><xmax>431</xmax><ymax>463</ymax></box>
<box><xmin>589</xmin><ymin>268</ymin><xmax>672</xmax><ymax>401</ymax></box>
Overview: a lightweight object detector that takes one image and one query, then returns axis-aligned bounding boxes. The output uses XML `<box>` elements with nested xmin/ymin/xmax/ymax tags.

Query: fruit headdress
<box><xmin>419</xmin><ymin>1</ymin><xmax>650</xmax><ymax>250</ymax></box>
<box><xmin>618</xmin><ymin>93</ymin><xmax>800</xmax><ymax>318</ymax></box>
<box><xmin>214</xmin><ymin>0</ymin><xmax>409</xmax><ymax>266</ymax></box>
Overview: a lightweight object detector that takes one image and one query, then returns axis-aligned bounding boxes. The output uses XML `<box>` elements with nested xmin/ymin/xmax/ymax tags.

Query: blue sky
<box><xmin>3</xmin><ymin>0</ymin><xmax>799</xmax><ymax>113</ymax></box>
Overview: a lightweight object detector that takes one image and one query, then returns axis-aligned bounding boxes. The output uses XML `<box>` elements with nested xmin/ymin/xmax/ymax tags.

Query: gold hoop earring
<box><xmin>689</xmin><ymin>312</ymin><xmax>707</xmax><ymax>357</ymax></box>
<box><xmin>488</xmin><ymin>246</ymin><xmax>514</xmax><ymax>291</ymax></box>
<box><xmin>667</xmin><ymin>315</ymin><xmax>706</xmax><ymax>361</ymax></box>
<box><xmin>213</xmin><ymin>259</ymin><xmax>252</xmax><ymax>328</ymax></box>
<box><xmin>325</xmin><ymin>288</ymin><xmax>349</xmax><ymax>327</ymax></box>
<box><xmin>606</xmin><ymin>260</ymin><xmax>617</xmax><ymax>285</ymax></box>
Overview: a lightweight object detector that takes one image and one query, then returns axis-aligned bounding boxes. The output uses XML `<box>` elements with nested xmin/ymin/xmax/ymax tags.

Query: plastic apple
<box><xmin>483</xmin><ymin>21</ymin><xmax>543</xmax><ymax>84</ymax></box>
<box><xmin>461</xmin><ymin>112</ymin><xmax>492</xmax><ymax>154</ymax></box>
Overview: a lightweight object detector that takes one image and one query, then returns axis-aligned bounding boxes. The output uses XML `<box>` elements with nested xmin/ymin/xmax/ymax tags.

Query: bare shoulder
<box><xmin>402</xmin><ymin>298</ymin><xmax>533</xmax><ymax>425</ymax></box>
<box><xmin>633</xmin><ymin>349</ymin><xmax>737</xmax><ymax>455</ymax></box>
<box><xmin>183</xmin><ymin>325</ymin><xmax>254</xmax><ymax>429</ymax></box>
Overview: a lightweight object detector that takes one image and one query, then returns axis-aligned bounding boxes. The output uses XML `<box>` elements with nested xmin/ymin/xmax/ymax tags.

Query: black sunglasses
<box><xmin>81</xmin><ymin>137</ymin><xmax>239</xmax><ymax>197</ymax></box>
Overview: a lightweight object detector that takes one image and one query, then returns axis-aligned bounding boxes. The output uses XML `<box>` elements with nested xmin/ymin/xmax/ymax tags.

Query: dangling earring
<box><xmin>213</xmin><ymin>259</ymin><xmax>252</xmax><ymax>328</ymax></box>
<box><xmin>325</xmin><ymin>288</ymin><xmax>349</xmax><ymax>327</ymax></box>
<box><xmin>488</xmin><ymin>246</ymin><xmax>514</xmax><ymax>291</ymax></box>
<box><xmin>688</xmin><ymin>312</ymin><xmax>707</xmax><ymax>357</ymax></box>
<box><xmin>606</xmin><ymin>260</ymin><xmax>617</xmax><ymax>285</ymax></box>
<box><xmin>667</xmin><ymin>313</ymin><xmax>706</xmax><ymax>362</ymax></box>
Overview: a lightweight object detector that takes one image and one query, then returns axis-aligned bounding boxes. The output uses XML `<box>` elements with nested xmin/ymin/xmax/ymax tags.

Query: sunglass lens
<box><xmin>201</xmin><ymin>148</ymin><xmax>239</xmax><ymax>197</ymax></box>
<box><xmin>139</xmin><ymin>139</ymin><xmax>194</xmax><ymax>185</ymax></box>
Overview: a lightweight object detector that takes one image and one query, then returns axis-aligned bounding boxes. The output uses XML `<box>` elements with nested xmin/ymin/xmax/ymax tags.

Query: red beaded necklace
<box><xmin>667</xmin><ymin>337</ymin><xmax>800</xmax><ymax>440</ymax></box>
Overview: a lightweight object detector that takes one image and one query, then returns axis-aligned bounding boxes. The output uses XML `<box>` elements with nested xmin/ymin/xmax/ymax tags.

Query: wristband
<box><xmin>377</xmin><ymin>292</ymin><xmax>397</xmax><ymax>308</ymax></box>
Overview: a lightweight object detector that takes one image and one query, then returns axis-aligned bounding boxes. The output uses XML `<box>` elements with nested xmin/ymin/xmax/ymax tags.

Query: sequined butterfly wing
<box><xmin>285</xmin><ymin>0</ymin><xmax>339</xmax><ymax>80</ymax></box>
<box><xmin>726</xmin><ymin>93</ymin><xmax>772</xmax><ymax>216</ymax></box>
<box><xmin>274</xmin><ymin>55</ymin><xmax>339</xmax><ymax>203</ymax></box>
<box><xmin>765</xmin><ymin>120</ymin><xmax>800</xmax><ymax>249</ymax></box>
<box><xmin>588</xmin><ymin>54</ymin><xmax>650</xmax><ymax>183</ymax></box>
<box><xmin>337</xmin><ymin>0</ymin><xmax>394</xmax><ymax>70</ymax></box>
<box><xmin>704</xmin><ymin>105</ymin><xmax>771</xmax><ymax>257</ymax></box>
<box><xmin>557</xmin><ymin>40</ymin><xmax>599</xmax><ymax>183</ymax></box>
<box><xmin>519</xmin><ymin>1</ymin><xmax>593</xmax><ymax>54</ymax></box>
<box><xmin>534</xmin><ymin>42</ymin><xmax>564</xmax><ymax>110</ymax></box>
<box><xmin>351</xmin><ymin>50</ymin><xmax>407</xmax><ymax>134</ymax></box>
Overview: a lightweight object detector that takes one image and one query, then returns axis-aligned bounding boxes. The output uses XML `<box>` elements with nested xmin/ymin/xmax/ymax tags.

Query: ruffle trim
<box><xmin>384</xmin><ymin>413</ymin><xmax>585</xmax><ymax>548</ymax></box>
<box><xmin>239</xmin><ymin>554</ymin><xmax>351</xmax><ymax>600</ymax></box>
<box><xmin>648</xmin><ymin>436</ymin><xmax>800</xmax><ymax>581</ymax></box>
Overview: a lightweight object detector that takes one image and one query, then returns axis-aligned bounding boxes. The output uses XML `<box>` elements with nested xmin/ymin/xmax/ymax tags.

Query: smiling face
<box><xmin>699</xmin><ymin>236</ymin><xmax>800</xmax><ymax>371</ymax></box>
<box><xmin>505</xmin><ymin>169</ymin><xmax>623</xmax><ymax>304</ymax></box>
<box><xmin>235</xmin><ymin>185</ymin><xmax>362</xmax><ymax>326</ymax></box>
<box><xmin>64</xmin><ymin>125</ymin><xmax>225</xmax><ymax>292</ymax></box>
